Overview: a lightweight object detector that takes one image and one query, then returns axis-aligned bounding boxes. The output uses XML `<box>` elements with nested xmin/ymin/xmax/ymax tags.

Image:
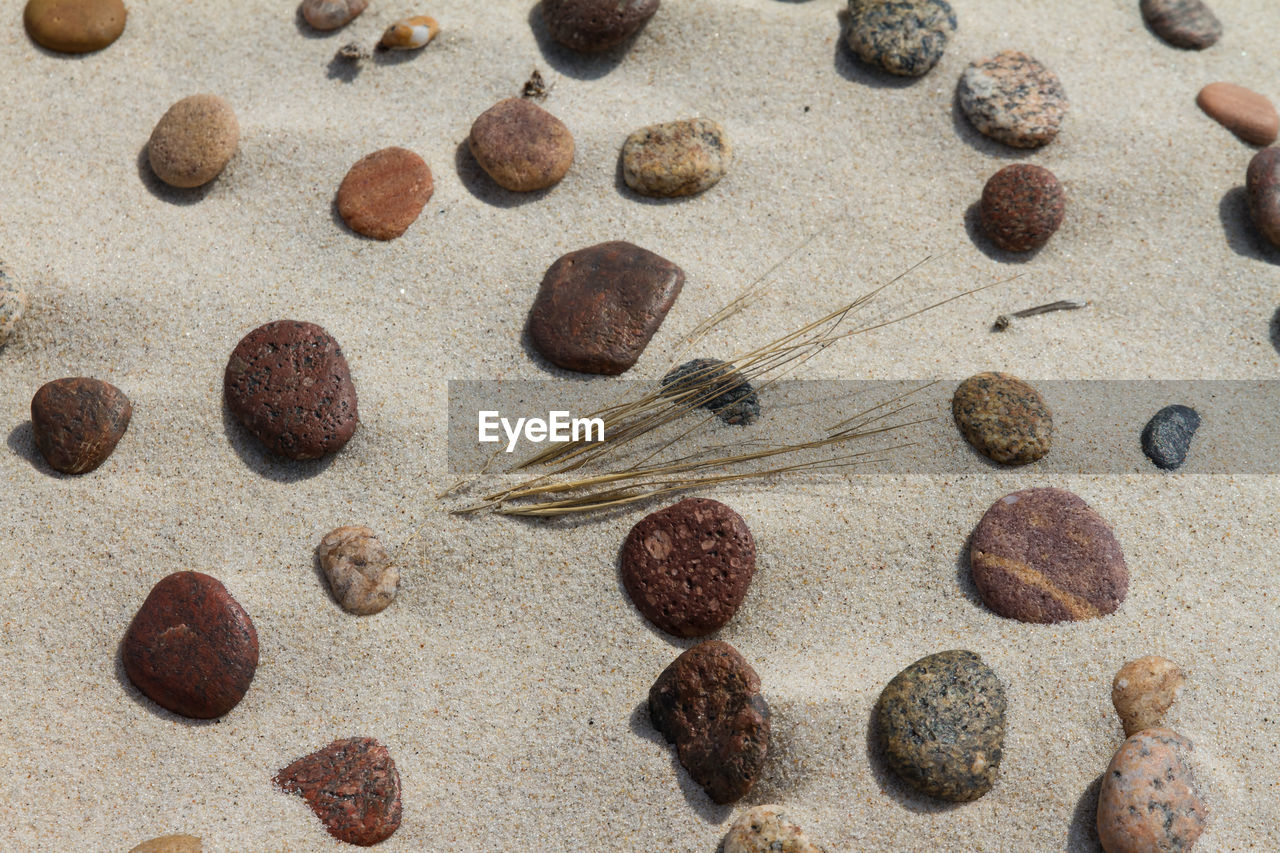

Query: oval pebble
<box><xmin>24</xmin><ymin>0</ymin><xmax>126</xmax><ymax>53</ymax></box>
<box><xmin>147</xmin><ymin>95</ymin><xmax>239</xmax><ymax>189</ymax></box>
<box><xmin>621</xmin><ymin>118</ymin><xmax>731</xmax><ymax>198</ymax></box>
<box><xmin>979</xmin><ymin>164</ymin><xmax>1065</xmax><ymax>252</ymax></box>
<box><xmin>661</xmin><ymin>358</ymin><xmax>760</xmax><ymax>425</ymax></box>
<box><xmin>951</xmin><ymin>371</ymin><xmax>1053</xmax><ymax>465</ymax></box>
<box><xmin>1141</xmin><ymin>404</ymin><xmax>1200</xmax><ymax>470</ymax></box>
<box><xmin>317</xmin><ymin>525</ymin><xmax>400</xmax><ymax>615</ymax></box>
<box><xmin>958</xmin><ymin>50</ymin><xmax>1068</xmax><ymax>148</ymax></box>
<box><xmin>469</xmin><ymin>98</ymin><xmax>574</xmax><ymax>192</ymax></box>
<box><xmin>31</xmin><ymin>377</ymin><xmax>132</xmax><ymax>474</ymax></box>
<box><xmin>1247</xmin><ymin>147</ymin><xmax>1280</xmax><ymax>247</ymax></box>
<box><xmin>725</xmin><ymin>805</ymin><xmax>827</xmax><ymax>853</ymax></box>
<box><xmin>844</xmin><ymin>0</ymin><xmax>957</xmax><ymax>77</ymax></box>
<box><xmin>1197</xmin><ymin>82</ymin><xmax>1279</xmax><ymax>146</ymax></box>
<box><xmin>1097</xmin><ymin>729</ymin><xmax>1209</xmax><ymax>853</ymax></box>
<box><xmin>275</xmin><ymin>737</ymin><xmax>403</xmax><ymax>846</ymax></box>
<box><xmin>541</xmin><ymin>0</ymin><xmax>659</xmax><ymax>53</ymax></box>
<box><xmin>336</xmin><ymin>147</ymin><xmax>433</xmax><ymax>241</ymax></box>
<box><xmin>1141</xmin><ymin>0</ymin><xmax>1221</xmax><ymax>49</ymax></box>
<box><xmin>377</xmin><ymin>15</ymin><xmax>439</xmax><ymax>50</ymax></box>
<box><xmin>128</xmin><ymin>836</ymin><xmax>202</xmax><ymax>853</ymax></box>
<box><xmin>1112</xmin><ymin>656</ymin><xmax>1185</xmax><ymax>736</ymax></box>
<box><xmin>0</xmin><ymin>267</ymin><xmax>28</xmax><ymax>347</ymax></box>
<box><xmin>300</xmin><ymin>0</ymin><xmax>367</xmax><ymax>30</ymax></box>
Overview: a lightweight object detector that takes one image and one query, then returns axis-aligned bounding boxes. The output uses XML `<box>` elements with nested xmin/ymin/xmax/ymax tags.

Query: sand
<box><xmin>1</xmin><ymin>0</ymin><xmax>1278</xmax><ymax>850</ymax></box>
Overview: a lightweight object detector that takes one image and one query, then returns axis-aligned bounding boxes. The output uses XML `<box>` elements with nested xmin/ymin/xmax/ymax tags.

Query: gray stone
<box><xmin>1141</xmin><ymin>404</ymin><xmax>1200</xmax><ymax>470</ymax></box>
<box><xmin>845</xmin><ymin>0</ymin><xmax>956</xmax><ymax>77</ymax></box>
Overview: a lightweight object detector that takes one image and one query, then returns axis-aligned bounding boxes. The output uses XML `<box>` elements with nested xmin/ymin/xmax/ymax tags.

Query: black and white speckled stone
<box><xmin>661</xmin><ymin>358</ymin><xmax>760</xmax><ymax>425</ymax></box>
<box><xmin>1141</xmin><ymin>404</ymin><xmax>1200</xmax><ymax>470</ymax></box>
<box><xmin>957</xmin><ymin>51</ymin><xmax>1068</xmax><ymax>148</ymax></box>
<box><xmin>1140</xmin><ymin>0</ymin><xmax>1221</xmax><ymax>50</ymax></box>
<box><xmin>845</xmin><ymin>0</ymin><xmax>957</xmax><ymax>77</ymax></box>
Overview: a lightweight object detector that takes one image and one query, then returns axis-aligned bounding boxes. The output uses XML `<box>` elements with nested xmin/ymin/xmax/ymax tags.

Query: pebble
<box><xmin>649</xmin><ymin>640</ymin><xmax>770</xmax><ymax>804</ymax></box>
<box><xmin>122</xmin><ymin>571</ymin><xmax>259</xmax><ymax>719</ymax></box>
<box><xmin>844</xmin><ymin>0</ymin><xmax>957</xmax><ymax>77</ymax></box>
<box><xmin>876</xmin><ymin>650</ymin><xmax>1007</xmax><ymax>802</ymax></box>
<box><xmin>541</xmin><ymin>0</ymin><xmax>659</xmax><ymax>53</ymax></box>
<box><xmin>468</xmin><ymin>98</ymin><xmax>574</xmax><ymax>192</ymax></box>
<box><xmin>275</xmin><ymin>737</ymin><xmax>403</xmax><ymax>846</ymax></box>
<box><xmin>969</xmin><ymin>487</ymin><xmax>1129</xmax><ymax>623</ymax></box>
<box><xmin>30</xmin><ymin>377</ymin><xmax>132</xmax><ymax>474</ymax></box>
<box><xmin>24</xmin><ymin>0</ymin><xmax>126</xmax><ymax>53</ymax></box>
<box><xmin>951</xmin><ymin>372</ymin><xmax>1053</xmax><ymax>465</ymax></box>
<box><xmin>1141</xmin><ymin>0</ymin><xmax>1222</xmax><ymax>50</ymax></box>
<box><xmin>128</xmin><ymin>836</ymin><xmax>202</xmax><ymax>853</ymax></box>
<box><xmin>1112</xmin><ymin>656</ymin><xmax>1185</xmax><ymax>736</ymax></box>
<box><xmin>621</xmin><ymin>118</ymin><xmax>731</xmax><ymax>198</ymax></box>
<box><xmin>317</xmin><ymin>526</ymin><xmax>399</xmax><ymax>615</ymax></box>
<box><xmin>1</xmin><ymin>267</ymin><xmax>28</xmax><ymax>346</ymax></box>
<box><xmin>1197</xmin><ymin>82</ymin><xmax>1279</xmax><ymax>146</ymax></box>
<box><xmin>621</xmin><ymin>497</ymin><xmax>756</xmax><ymax>638</ymax></box>
<box><xmin>661</xmin><ymin>358</ymin><xmax>761</xmax><ymax>425</ymax></box>
<box><xmin>724</xmin><ymin>805</ymin><xmax>828</xmax><ymax>853</ymax></box>
<box><xmin>979</xmin><ymin>164</ymin><xmax>1066</xmax><ymax>252</ymax></box>
<box><xmin>336</xmin><ymin>147</ymin><xmax>434</xmax><ymax>241</ymax></box>
<box><xmin>958</xmin><ymin>51</ymin><xmax>1068</xmax><ymax>148</ymax></box>
<box><xmin>1141</xmin><ymin>404</ymin><xmax>1200</xmax><ymax>470</ymax></box>
<box><xmin>1247</xmin><ymin>147</ymin><xmax>1280</xmax><ymax>246</ymax></box>
<box><xmin>1097</xmin><ymin>729</ymin><xmax>1209</xmax><ymax>853</ymax></box>
<box><xmin>300</xmin><ymin>0</ymin><xmax>366</xmax><ymax>30</ymax></box>
<box><xmin>377</xmin><ymin>15</ymin><xmax>439</xmax><ymax>50</ymax></box>
<box><xmin>528</xmin><ymin>241</ymin><xmax>684</xmax><ymax>374</ymax></box>
<box><xmin>224</xmin><ymin>320</ymin><xmax>359</xmax><ymax>460</ymax></box>
<box><xmin>147</xmin><ymin>95</ymin><xmax>239</xmax><ymax>189</ymax></box>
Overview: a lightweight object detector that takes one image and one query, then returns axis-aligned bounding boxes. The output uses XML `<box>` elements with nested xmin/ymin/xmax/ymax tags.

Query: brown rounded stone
<box><xmin>147</xmin><ymin>95</ymin><xmax>239</xmax><ymax>189</ymax></box>
<box><xmin>275</xmin><ymin>737</ymin><xmax>402</xmax><ymax>846</ymax></box>
<box><xmin>336</xmin><ymin>147</ymin><xmax>433</xmax><ymax>241</ymax></box>
<box><xmin>468</xmin><ymin>98</ymin><xmax>574</xmax><ymax>192</ymax></box>
<box><xmin>30</xmin><ymin>377</ymin><xmax>132</xmax><ymax>474</ymax></box>
<box><xmin>528</xmin><ymin>240</ymin><xmax>684</xmax><ymax>374</ymax></box>
<box><xmin>128</xmin><ymin>835</ymin><xmax>202</xmax><ymax>853</ymax></box>
<box><xmin>224</xmin><ymin>320</ymin><xmax>359</xmax><ymax>460</ymax></box>
<box><xmin>24</xmin><ymin>0</ymin><xmax>126</xmax><ymax>53</ymax></box>
<box><xmin>979</xmin><ymin>164</ymin><xmax>1065</xmax><ymax>252</ymax></box>
<box><xmin>1140</xmin><ymin>0</ymin><xmax>1222</xmax><ymax>50</ymax></box>
<box><xmin>300</xmin><ymin>0</ymin><xmax>367</xmax><ymax>30</ymax></box>
<box><xmin>541</xmin><ymin>0</ymin><xmax>659</xmax><ymax>53</ymax></box>
<box><xmin>621</xmin><ymin>118</ymin><xmax>731</xmax><ymax>198</ymax></box>
<box><xmin>1197</xmin><ymin>82</ymin><xmax>1279</xmax><ymax>146</ymax></box>
<box><xmin>1112</xmin><ymin>656</ymin><xmax>1185</xmax><ymax>736</ymax></box>
<box><xmin>969</xmin><ymin>487</ymin><xmax>1128</xmax><ymax>623</ymax></box>
<box><xmin>649</xmin><ymin>640</ymin><xmax>770</xmax><ymax>804</ymax></box>
<box><xmin>122</xmin><ymin>571</ymin><xmax>259</xmax><ymax>719</ymax></box>
<box><xmin>958</xmin><ymin>51</ymin><xmax>1068</xmax><ymax>148</ymax></box>
<box><xmin>621</xmin><ymin>497</ymin><xmax>756</xmax><ymax>638</ymax></box>
<box><xmin>951</xmin><ymin>372</ymin><xmax>1053</xmax><ymax>465</ymax></box>
<box><xmin>1097</xmin><ymin>729</ymin><xmax>1209</xmax><ymax>853</ymax></box>
<box><xmin>1246</xmin><ymin>147</ymin><xmax>1280</xmax><ymax>247</ymax></box>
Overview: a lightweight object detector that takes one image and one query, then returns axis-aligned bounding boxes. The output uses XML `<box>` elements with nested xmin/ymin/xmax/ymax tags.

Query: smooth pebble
<box><xmin>128</xmin><ymin>836</ymin><xmax>202</xmax><ymax>853</ymax></box>
<box><xmin>951</xmin><ymin>371</ymin><xmax>1053</xmax><ymax>464</ymax></box>
<box><xmin>1141</xmin><ymin>0</ymin><xmax>1221</xmax><ymax>50</ymax></box>
<box><xmin>1246</xmin><ymin>147</ymin><xmax>1280</xmax><ymax>247</ymax></box>
<box><xmin>661</xmin><ymin>358</ymin><xmax>760</xmax><ymax>425</ymax></box>
<box><xmin>1097</xmin><ymin>729</ymin><xmax>1209</xmax><ymax>853</ymax></box>
<box><xmin>541</xmin><ymin>0</ymin><xmax>659</xmax><ymax>53</ymax></box>
<box><xmin>336</xmin><ymin>147</ymin><xmax>434</xmax><ymax>241</ymax></box>
<box><xmin>24</xmin><ymin>0</ymin><xmax>126</xmax><ymax>53</ymax></box>
<box><xmin>30</xmin><ymin>377</ymin><xmax>131</xmax><ymax>474</ymax></box>
<box><xmin>979</xmin><ymin>164</ymin><xmax>1065</xmax><ymax>252</ymax></box>
<box><xmin>1112</xmin><ymin>656</ymin><xmax>1185</xmax><ymax>736</ymax></box>
<box><xmin>1141</xmin><ymin>404</ymin><xmax>1200</xmax><ymax>470</ymax></box>
<box><xmin>147</xmin><ymin>95</ymin><xmax>239</xmax><ymax>189</ymax></box>
<box><xmin>621</xmin><ymin>118</ymin><xmax>731</xmax><ymax>198</ymax></box>
<box><xmin>317</xmin><ymin>526</ymin><xmax>399</xmax><ymax>615</ymax></box>
<box><xmin>468</xmin><ymin>98</ymin><xmax>574</xmax><ymax>192</ymax></box>
<box><xmin>844</xmin><ymin>0</ymin><xmax>956</xmax><ymax>77</ymax></box>
<box><xmin>958</xmin><ymin>50</ymin><xmax>1068</xmax><ymax>148</ymax></box>
<box><xmin>1197</xmin><ymin>82</ymin><xmax>1279</xmax><ymax>146</ymax></box>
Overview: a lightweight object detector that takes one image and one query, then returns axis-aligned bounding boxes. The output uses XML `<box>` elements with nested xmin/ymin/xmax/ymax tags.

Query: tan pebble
<box><xmin>1097</xmin><ymin>729</ymin><xmax>1208</xmax><ymax>853</ymax></box>
<box><xmin>469</xmin><ymin>98</ymin><xmax>574</xmax><ymax>191</ymax></box>
<box><xmin>621</xmin><ymin>118</ymin><xmax>731</xmax><ymax>198</ymax></box>
<box><xmin>317</xmin><ymin>526</ymin><xmax>399</xmax><ymax>615</ymax></box>
<box><xmin>378</xmin><ymin>15</ymin><xmax>439</xmax><ymax>50</ymax></box>
<box><xmin>128</xmin><ymin>835</ymin><xmax>202</xmax><ymax>853</ymax></box>
<box><xmin>0</xmin><ymin>268</ymin><xmax>28</xmax><ymax>347</ymax></box>
<box><xmin>725</xmin><ymin>805</ymin><xmax>828</xmax><ymax>853</ymax></box>
<box><xmin>1197</xmin><ymin>82</ymin><xmax>1279</xmax><ymax>146</ymax></box>
<box><xmin>336</xmin><ymin>146</ymin><xmax>433</xmax><ymax>240</ymax></box>
<box><xmin>1112</xmin><ymin>655</ymin><xmax>1184</xmax><ymax>736</ymax></box>
<box><xmin>24</xmin><ymin>0</ymin><xmax>126</xmax><ymax>53</ymax></box>
<box><xmin>147</xmin><ymin>95</ymin><xmax>239</xmax><ymax>189</ymax></box>
<box><xmin>300</xmin><ymin>0</ymin><xmax>367</xmax><ymax>30</ymax></box>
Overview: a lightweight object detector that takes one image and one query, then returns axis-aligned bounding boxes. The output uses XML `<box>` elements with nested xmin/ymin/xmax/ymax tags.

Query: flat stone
<box><xmin>336</xmin><ymin>147</ymin><xmax>433</xmax><ymax>241</ymax></box>
<box><xmin>876</xmin><ymin>650</ymin><xmax>1006</xmax><ymax>802</ymax></box>
<box><xmin>128</xmin><ymin>836</ymin><xmax>202</xmax><ymax>853</ymax></box>
<box><xmin>1247</xmin><ymin>147</ymin><xmax>1280</xmax><ymax>247</ymax></box>
<box><xmin>468</xmin><ymin>98</ymin><xmax>574</xmax><ymax>192</ymax></box>
<box><xmin>1141</xmin><ymin>0</ymin><xmax>1221</xmax><ymax>50</ymax></box>
<box><xmin>1197</xmin><ymin>82</ymin><xmax>1279</xmax><ymax>146</ymax></box>
<box><xmin>1112</xmin><ymin>656</ymin><xmax>1185</xmax><ymax>737</ymax></box>
<box><xmin>276</xmin><ymin>737</ymin><xmax>402</xmax><ymax>846</ymax></box>
<box><xmin>621</xmin><ymin>118</ymin><xmax>731</xmax><ymax>198</ymax></box>
<box><xmin>528</xmin><ymin>241</ymin><xmax>684</xmax><ymax>374</ymax></box>
<box><xmin>649</xmin><ymin>640</ymin><xmax>770</xmax><ymax>804</ymax></box>
<box><xmin>1</xmin><ymin>267</ymin><xmax>29</xmax><ymax>346</ymax></box>
<box><xmin>969</xmin><ymin>487</ymin><xmax>1129</xmax><ymax>623</ymax></box>
<box><xmin>845</xmin><ymin>0</ymin><xmax>956</xmax><ymax>77</ymax></box>
<box><xmin>24</xmin><ymin>0</ymin><xmax>126</xmax><ymax>53</ymax></box>
<box><xmin>541</xmin><ymin>0</ymin><xmax>659</xmax><ymax>52</ymax></box>
<box><xmin>147</xmin><ymin>95</ymin><xmax>239</xmax><ymax>189</ymax></box>
<box><xmin>979</xmin><ymin>164</ymin><xmax>1065</xmax><ymax>252</ymax></box>
<box><xmin>724</xmin><ymin>805</ymin><xmax>828</xmax><ymax>853</ymax></box>
<box><xmin>951</xmin><ymin>372</ymin><xmax>1053</xmax><ymax>465</ymax></box>
<box><xmin>1097</xmin><ymin>729</ymin><xmax>1209</xmax><ymax>853</ymax></box>
<box><xmin>122</xmin><ymin>571</ymin><xmax>259</xmax><ymax>719</ymax></box>
<box><xmin>300</xmin><ymin>0</ymin><xmax>366</xmax><ymax>30</ymax></box>
<box><xmin>661</xmin><ymin>358</ymin><xmax>760</xmax><ymax>425</ymax></box>
<box><xmin>958</xmin><ymin>50</ymin><xmax>1068</xmax><ymax>148</ymax></box>
<box><xmin>224</xmin><ymin>320</ymin><xmax>359</xmax><ymax>460</ymax></box>
<box><xmin>1141</xmin><ymin>404</ymin><xmax>1200</xmax><ymax>470</ymax></box>
<box><xmin>621</xmin><ymin>497</ymin><xmax>756</xmax><ymax>638</ymax></box>
<box><xmin>30</xmin><ymin>377</ymin><xmax>131</xmax><ymax>474</ymax></box>
<box><xmin>317</xmin><ymin>526</ymin><xmax>399</xmax><ymax>615</ymax></box>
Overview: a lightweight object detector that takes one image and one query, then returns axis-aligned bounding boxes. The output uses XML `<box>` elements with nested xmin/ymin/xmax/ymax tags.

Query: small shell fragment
<box><xmin>377</xmin><ymin>15</ymin><xmax>440</xmax><ymax>50</ymax></box>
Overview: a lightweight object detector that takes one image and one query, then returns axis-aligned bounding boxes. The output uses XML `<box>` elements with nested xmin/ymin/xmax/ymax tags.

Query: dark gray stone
<box><xmin>661</xmin><ymin>358</ymin><xmax>760</xmax><ymax>425</ymax></box>
<box><xmin>1141</xmin><ymin>404</ymin><xmax>1200</xmax><ymax>470</ymax></box>
<box><xmin>845</xmin><ymin>0</ymin><xmax>956</xmax><ymax>77</ymax></box>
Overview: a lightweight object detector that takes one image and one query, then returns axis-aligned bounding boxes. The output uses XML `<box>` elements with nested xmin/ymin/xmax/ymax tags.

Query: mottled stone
<box><xmin>122</xmin><ymin>571</ymin><xmax>259</xmax><ymax>719</ymax></box>
<box><xmin>377</xmin><ymin>15</ymin><xmax>439</xmax><ymax>50</ymax></box>
<box><xmin>224</xmin><ymin>320</ymin><xmax>359</xmax><ymax>460</ymax></box>
<box><xmin>725</xmin><ymin>805</ymin><xmax>828</xmax><ymax>853</ymax></box>
<box><xmin>336</xmin><ymin>147</ymin><xmax>434</xmax><ymax>241</ymax></box>
<box><xmin>1097</xmin><ymin>729</ymin><xmax>1209</xmax><ymax>853</ymax></box>
<box><xmin>979</xmin><ymin>164</ymin><xmax>1066</xmax><ymax>252</ymax></box>
<box><xmin>541</xmin><ymin>0</ymin><xmax>659</xmax><ymax>53</ymax></box>
<box><xmin>300</xmin><ymin>0</ymin><xmax>366</xmax><ymax>30</ymax></box>
<box><xmin>1141</xmin><ymin>0</ymin><xmax>1221</xmax><ymax>49</ymax></box>
<box><xmin>128</xmin><ymin>835</ymin><xmax>202</xmax><ymax>853</ymax></box>
<box><xmin>649</xmin><ymin>640</ymin><xmax>770</xmax><ymax>804</ymax></box>
<box><xmin>1141</xmin><ymin>404</ymin><xmax>1200</xmax><ymax>470</ymax></box>
<box><xmin>24</xmin><ymin>0</ymin><xmax>126</xmax><ymax>53</ymax></box>
<box><xmin>1197</xmin><ymin>82</ymin><xmax>1279</xmax><ymax>146</ymax></box>
<box><xmin>958</xmin><ymin>51</ymin><xmax>1068</xmax><ymax>148</ymax></box>
<box><xmin>0</xmin><ymin>267</ymin><xmax>29</xmax><ymax>346</ymax></box>
<box><xmin>621</xmin><ymin>498</ymin><xmax>756</xmax><ymax>637</ymax></box>
<box><xmin>147</xmin><ymin>95</ymin><xmax>239</xmax><ymax>189</ymax></box>
<box><xmin>468</xmin><ymin>98</ymin><xmax>574</xmax><ymax>192</ymax></box>
<box><xmin>1113</xmin><ymin>656</ymin><xmax>1185</xmax><ymax>737</ymax></box>
<box><xmin>661</xmin><ymin>358</ymin><xmax>760</xmax><ymax>425</ymax></box>
<box><xmin>951</xmin><ymin>372</ymin><xmax>1053</xmax><ymax>465</ymax></box>
<box><xmin>275</xmin><ymin>737</ymin><xmax>402</xmax><ymax>846</ymax></box>
<box><xmin>1247</xmin><ymin>147</ymin><xmax>1280</xmax><ymax>247</ymax></box>
<box><xmin>528</xmin><ymin>241</ymin><xmax>684</xmax><ymax>374</ymax></box>
<box><xmin>969</xmin><ymin>487</ymin><xmax>1129</xmax><ymax>623</ymax></box>
<box><xmin>30</xmin><ymin>377</ymin><xmax>131</xmax><ymax>474</ymax></box>
<box><xmin>845</xmin><ymin>0</ymin><xmax>956</xmax><ymax>77</ymax></box>
<box><xmin>621</xmin><ymin>118</ymin><xmax>731</xmax><ymax>198</ymax></box>
<box><xmin>317</xmin><ymin>526</ymin><xmax>399</xmax><ymax>615</ymax></box>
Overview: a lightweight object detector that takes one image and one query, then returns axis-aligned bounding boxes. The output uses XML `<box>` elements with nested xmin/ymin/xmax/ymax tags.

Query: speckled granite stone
<box><xmin>952</xmin><ymin>372</ymin><xmax>1053</xmax><ymax>464</ymax></box>
<box><xmin>845</xmin><ymin>0</ymin><xmax>956</xmax><ymax>77</ymax></box>
<box><xmin>1141</xmin><ymin>0</ymin><xmax>1221</xmax><ymax>50</ymax></box>
<box><xmin>621</xmin><ymin>118</ymin><xmax>731</xmax><ymax>198</ymax></box>
<box><xmin>724</xmin><ymin>805</ymin><xmax>828</xmax><ymax>853</ymax></box>
<box><xmin>1112</xmin><ymin>656</ymin><xmax>1185</xmax><ymax>737</ymax></box>
<box><xmin>1097</xmin><ymin>729</ymin><xmax>1208</xmax><ymax>853</ymax></box>
<box><xmin>275</xmin><ymin>737</ymin><xmax>403</xmax><ymax>846</ymax></box>
<box><xmin>958</xmin><ymin>51</ymin><xmax>1068</xmax><ymax>148</ymax></box>
<box><xmin>1141</xmin><ymin>404</ymin><xmax>1200</xmax><ymax>470</ymax></box>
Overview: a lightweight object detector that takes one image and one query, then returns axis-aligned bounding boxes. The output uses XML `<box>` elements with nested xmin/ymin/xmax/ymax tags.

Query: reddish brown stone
<box><xmin>223</xmin><ymin>320</ymin><xmax>359</xmax><ymax>460</ymax></box>
<box><xmin>275</xmin><ymin>737</ymin><xmax>403</xmax><ymax>846</ymax></box>
<box><xmin>621</xmin><ymin>498</ymin><xmax>756</xmax><ymax>637</ymax></box>
<box><xmin>979</xmin><ymin>164</ymin><xmax>1065</xmax><ymax>252</ymax></box>
<box><xmin>122</xmin><ymin>571</ymin><xmax>259</xmax><ymax>719</ymax></box>
<box><xmin>527</xmin><ymin>241</ymin><xmax>684</xmax><ymax>375</ymax></box>
<box><xmin>1197</xmin><ymin>82</ymin><xmax>1278</xmax><ymax>146</ymax></box>
<box><xmin>649</xmin><ymin>640</ymin><xmax>770</xmax><ymax>804</ymax></box>
<box><xmin>30</xmin><ymin>377</ymin><xmax>132</xmax><ymax>474</ymax></box>
<box><xmin>468</xmin><ymin>98</ymin><xmax>574</xmax><ymax>192</ymax></box>
<box><xmin>1246</xmin><ymin>146</ymin><xmax>1280</xmax><ymax>247</ymax></box>
<box><xmin>336</xmin><ymin>147</ymin><xmax>433</xmax><ymax>241</ymax></box>
<box><xmin>541</xmin><ymin>0</ymin><xmax>659</xmax><ymax>53</ymax></box>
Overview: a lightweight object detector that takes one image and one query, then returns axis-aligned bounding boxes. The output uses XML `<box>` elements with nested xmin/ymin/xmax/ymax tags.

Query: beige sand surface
<box><xmin>2</xmin><ymin>0</ymin><xmax>1278</xmax><ymax>850</ymax></box>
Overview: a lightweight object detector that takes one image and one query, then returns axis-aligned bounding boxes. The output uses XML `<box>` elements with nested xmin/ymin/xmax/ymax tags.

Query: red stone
<box><xmin>275</xmin><ymin>737</ymin><xmax>403</xmax><ymax>846</ymax></box>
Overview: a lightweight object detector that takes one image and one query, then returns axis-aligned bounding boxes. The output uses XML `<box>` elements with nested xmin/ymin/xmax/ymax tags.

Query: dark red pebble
<box><xmin>275</xmin><ymin>737</ymin><xmax>403</xmax><ymax>847</ymax></box>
